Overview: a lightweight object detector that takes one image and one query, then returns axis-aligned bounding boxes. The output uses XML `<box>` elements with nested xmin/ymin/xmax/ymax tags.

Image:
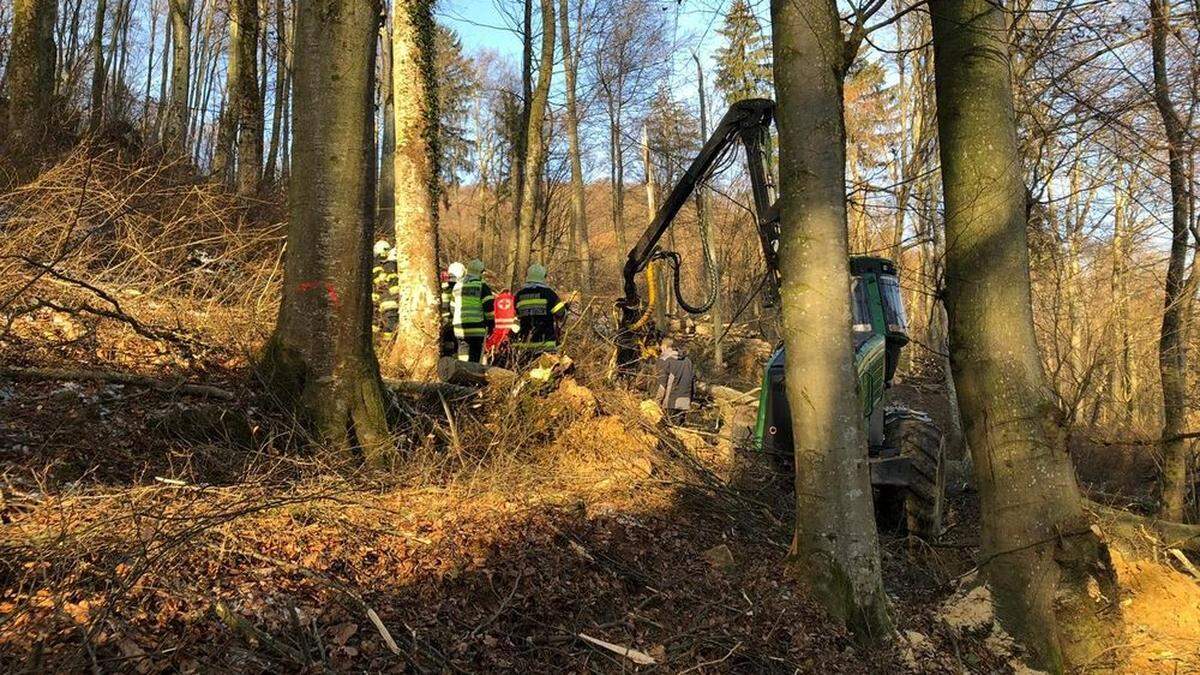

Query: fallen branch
<box><xmin>576</xmin><ymin>633</ymin><xmax>657</xmax><ymax>666</ymax></box>
<box><xmin>0</xmin><ymin>365</ymin><xmax>235</xmax><ymax>400</ymax></box>
<box><xmin>214</xmin><ymin>601</ymin><xmax>305</xmax><ymax>664</ymax></box>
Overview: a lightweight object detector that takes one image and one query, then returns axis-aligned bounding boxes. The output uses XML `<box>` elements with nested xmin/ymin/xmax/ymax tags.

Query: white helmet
<box><xmin>373</xmin><ymin>240</ymin><xmax>392</xmax><ymax>257</ymax></box>
<box><xmin>448</xmin><ymin>261</ymin><xmax>466</xmax><ymax>279</ymax></box>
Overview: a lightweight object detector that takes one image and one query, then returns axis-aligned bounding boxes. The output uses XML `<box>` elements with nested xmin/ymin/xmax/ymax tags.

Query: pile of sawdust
<box><xmin>548</xmin><ymin>414</ymin><xmax>661</xmax><ymax>488</ymax></box>
<box><xmin>1110</xmin><ymin>548</ymin><xmax>1200</xmax><ymax>672</ymax></box>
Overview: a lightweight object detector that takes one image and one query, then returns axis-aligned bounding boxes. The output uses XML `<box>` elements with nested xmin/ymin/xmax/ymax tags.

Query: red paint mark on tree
<box><xmin>298</xmin><ymin>280</ymin><xmax>340</xmax><ymax>307</ymax></box>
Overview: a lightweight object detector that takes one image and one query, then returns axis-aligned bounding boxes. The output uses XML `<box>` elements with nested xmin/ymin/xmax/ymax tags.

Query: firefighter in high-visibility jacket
<box><xmin>372</xmin><ymin>240</ymin><xmax>399</xmax><ymax>338</ymax></box>
<box><xmin>514</xmin><ymin>263</ymin><xmax>567</xmax><ymax>355</ymax></box>
<box><xmin>450</xmin><ymin>259</ymin><xmax>494</xmax><ymax>363</ymax></box>
<box><xmin>440</xmin><ymin>261</ymin><xmax>466</xmax><ymax>356</ymax></box>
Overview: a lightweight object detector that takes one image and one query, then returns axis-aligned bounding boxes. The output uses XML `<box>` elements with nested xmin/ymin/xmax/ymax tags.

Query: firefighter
<box><xmin>451</xmin><ymin>259</ymin><xmax>494</xmax><ymax>363</ymax></box>
<box><xmin>440</xmin><ymin>261</ymin><xmax>466</xmax><ymax>356</ymax></box>
<box><xmin>372</xmin><ymin>240</ymin><xmax>399</xmax><ymax>338</ymax></box>
<box><xmin>513</xmin><ymin>263</ymin><xmax>567</xmax><ymax>356</ymax></box>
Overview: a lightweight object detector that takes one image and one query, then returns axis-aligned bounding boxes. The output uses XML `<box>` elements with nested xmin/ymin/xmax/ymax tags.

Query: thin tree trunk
<box><xmin>512</xmin><ymin>0</ymin><xmax>556</xmax><ymax>286</ymax></box>
<box><xmin>279</xmin><ymin>1</ymin><xmax>293</xmax><ymax>180</ymax></box>
<box><xmin>164</xmin><ymin>0</ymin><xmax>192</xmax><ymax>152</ymax></box>
<box><xmin>559</xmin><ymin>0</ymin><xmax>590</xmax><ymax>293</ymax></box>
<box><xmin>770</xmin><ymin>0</ymin><xmax>891</xmax><ymax>640</ymax></box>
<box><xmin>234</xmin><ymin>0</ymin><xmax>263</xmax><ymax>194</ymax></box>
<box><xmin>156</xmin><ymin>7</ymin><xmax>171</xmax><ymax>137</ymax></box>
<box><xmin>6</xmin><ymin>0</ymin><xmax>57</xmax><ymax>151</ymax></box>
<box><xmin>1149</xmin><ymin>0</ymin><xmax>1194</xmax><ymax>523</ymax></box>
<box><xmin>930</xmin><ymin>0</ymin><xmax>1119</xmax><ymax>668</ymax></box>
<box><xmin>263</xmin><ymin>0</ymin><xmax>286</xmax><ymax>183</ymax></box>
<box><xmin>213</xmin><ymin>0</ymin><xmax>242</xmax><ymax>186</ymax></box>
<box><xmin>260</xmin><ymin>0</ymin><xmax>389</xmax><ymax>463</ymax></box>
<box><xmin>88</xmin><ymin>0</ymin><xmax>107</xmax><ymax>131</ymax></box>
<box><xmin>384</xmin><ymin>0</ymin><xmax>441</xmax><ymax>380</ymax></box>
<box><xmin>376</xmin><ymin>13</ymin><xmax>396</xmax><ymax>235</ymax></box>
<box><xmin>693</xmin><ymin>53</ymin><xmax>722</xmax><ymax>370</ymax></box>
<box><xmin>142</xmin><ymin>2</ymin><xmax>158</xmax><ymax>132</ymax></box>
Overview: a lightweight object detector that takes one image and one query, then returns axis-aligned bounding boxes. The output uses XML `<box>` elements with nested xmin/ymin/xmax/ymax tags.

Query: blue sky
<box><xmin>435</xmin><ymin>0</ymin><xmax>763</xmax><ymax>94</ymax></box>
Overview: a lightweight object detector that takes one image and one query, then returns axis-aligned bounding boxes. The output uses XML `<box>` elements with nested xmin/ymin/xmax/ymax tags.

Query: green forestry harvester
<box><xmin>615</xmin><ymin>99</ymin><xmax>946</xmax><ymax>538</ymax></box>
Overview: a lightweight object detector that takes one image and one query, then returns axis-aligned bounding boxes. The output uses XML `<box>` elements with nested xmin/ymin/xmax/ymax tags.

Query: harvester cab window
<box><xmin>851</xmin><ymin>278</ymin><xmax>872</xmax><ymax>334</ymax></box>
<box><xmin>879</xmin><ymin>274</ymin><xmax>908</xmax><ymax>336</ymax></box>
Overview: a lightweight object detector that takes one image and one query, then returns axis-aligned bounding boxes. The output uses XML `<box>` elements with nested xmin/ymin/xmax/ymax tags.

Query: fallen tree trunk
<box><xmin>0</xmin><ymin>365</ymin><xmax>235</xmax><ymax>400</ymax></box>
<box><xmin>1087</xmin><ymin>501</ymin><xmax>1200</xmax><ymax>554</ymax></box>
<box><xmin>436</xmin><ymin>357</ymin><xmax>518</xmax><ymax>388</ymax></box>
<box><xmin>381</xmin><ymin>377</ymin><xmax>477</xmax><ymax>400</ymax></box>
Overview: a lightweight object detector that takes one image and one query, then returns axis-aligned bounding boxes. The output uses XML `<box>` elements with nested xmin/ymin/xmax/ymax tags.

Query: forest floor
<box><xmin>2</xmin><ymin>149</ymin><xmax>1199</xmax><ymax>672</ymax></box>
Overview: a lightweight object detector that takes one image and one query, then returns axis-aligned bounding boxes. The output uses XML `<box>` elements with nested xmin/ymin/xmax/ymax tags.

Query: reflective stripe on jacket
<box><xmin>452</xmin><ymin>275</ymin><xmax>494</xmax><ymax>338</ymax></box>
<box><xmin>514</xmin><ymin>282</ymin><xmax>564</xmax><ymax>350</ymax></box>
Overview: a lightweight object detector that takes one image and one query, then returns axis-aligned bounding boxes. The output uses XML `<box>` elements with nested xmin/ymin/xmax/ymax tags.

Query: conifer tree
<box><xmin>714</xmin><ymin>0</ymin><xmax>772</xmax><ymax>106</ymax></box>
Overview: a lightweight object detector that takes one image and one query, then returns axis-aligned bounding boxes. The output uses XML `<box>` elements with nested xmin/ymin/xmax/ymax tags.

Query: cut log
<box><xmin>382</xmin><ymin>377</ymin><xmax>477</xmax><ymax>400</ymax></box>
<box><xmin>436</xmin><ymin>357</ymin><xmax>517</xmax><ymax>388</ymax></box>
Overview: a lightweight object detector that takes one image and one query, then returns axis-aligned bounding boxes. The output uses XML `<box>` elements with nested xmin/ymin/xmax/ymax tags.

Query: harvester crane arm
<box><xmin>615</xmin><ymin>99</ymin><xmax>779</xmax><ymax>371</ymax></box>
<box><xmin>619</xmin><ymin>98</ymin><xmax>779</xmax><ymax>309</ymax></box>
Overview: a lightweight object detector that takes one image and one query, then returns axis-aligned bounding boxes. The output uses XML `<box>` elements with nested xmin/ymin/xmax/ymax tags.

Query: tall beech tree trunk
<box><xmin>384</xmin><ymin>0</ymin><xmax>441</xmax><ymax>380</ymax></box>
<box><xmin>770</xmin><ymin>0</ymin><xmax>891</xmax><ymax>640</ymax></box>
<box><xmin>234</xmin><ymin>0</ymin><xmax>262</xmax><ymax>194</ymax></box>
<box><xmin>260</xmin><ymin>0</ymin><xmax>389</xmax><ymax>463</ymax></box>
<box><xmin>930</xmin><ymin>0</ymin><xmax>1119</xmax><ymax>669</ymax></box>
<box><xmin>7</xmin><ymin>0</ymin><xmax>56</xmax><ymax>150</ymax></box>
<box><xmin>377</xmin><ymin>14</ymin><xmax>396</xmax><ymax>236</ymax></box>
<box><xmin>164</xmin><ymin>0</ymin><xmax>192</xmax><ymax>152</ymax></box>
<box><xmin>559</xmin><ymin>0</ymin><xmax>590</xmax><ymax>292</ymax></box>
<box><xmin>512</xmin><ymin>0</ymin><xmax>555</xmax><ymax>286</ymax></box>
<box><xmin>1149</xmin><ymin>0</ymin><xmax>1194</xmax><ymax>523</ymax></box>
<box><xmin>88</xmin><ymin>0</ymin><xmax>107</xmax><ymax>132</ymax></box>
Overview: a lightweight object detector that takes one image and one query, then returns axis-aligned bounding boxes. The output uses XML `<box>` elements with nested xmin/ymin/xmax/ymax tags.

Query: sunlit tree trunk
<box><xmin>559</xmin><ymin>0</ymin><xmax>590</xmax><ymax>293</ymax></box>
<box><xmin>376</xmin><ymin>14</ymin><xmax>396</xmax><ymax>235</ymax></box>
<box><xmin>1149</xmin><ymin>0</ymin><xmax>1194</xmax><ymax>523</ymax></box>
<box><xmin>164</xmin><ymin>0</ymin><xmax>192</xmax><ymax>152</ymax></box>
<box><xmin>260</xmin><ymin>0</ymin><xmax>389</xmax><ymax>464</ymax></box>
<box><xmin>695</xmin><ymin>53</ymin><xmax>722</xmax><ymax>370</ymax></box>
<box><xmin>384</xmin><ymin>0</ymin><xmax>441</xmax><ymax>380</ymax></box>
<box><xmin>770</xmin><ymin>0</ymin><xmax>891</xmax><ymax>641</ymax></box>
<box><xmin>7</xmin><ymin>0</ymin><xmax>56</xmax><ymax>150</ymax></box>
<box><xmin>931</xmin><ymin>0</ymin><xmax>1120</xmax><ymax>668</ymax></box>
<box><xmin>512</xmin><ymin>0</ymin><xmax>555</xmax><ymax>285</ymax></box>
<box><xmin>213</xmin><ymin>0</ymin><xmax>241</xmax><ymax>184</ymax></box>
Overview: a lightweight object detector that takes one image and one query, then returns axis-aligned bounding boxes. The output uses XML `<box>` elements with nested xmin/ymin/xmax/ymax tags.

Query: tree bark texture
<box><xmin>930</xmin><ymin>0</ymin><xmax>1120</xmax><ymax>669</ymax></box>
<box><xmin>164</xmin><ymin>0</ymin><xmax>191</xmax><ymax>153</ymax></box>
<box><xmin>512</xmin><ymin>0</ymin><xmax>555</xmax><ymax>286</ymax></box>
<box><xmin>234</xmin><ymin>0</ymin><xmax>263</xmax><ymax>195</ymax></box>
<box><xmin>384</xmin><ymin>0</ymin><xmax>442</xmax><ymax>381</ymax></box>
<box><xmin>559</xmin><ymin>0</ymin><xmax>590</xmax><ymax>293</ymax></box>
<box><xmin>88</xmin><ymin>0</ymin><xmax>107</xmax><ymax>132</ymax></box>
<box><xmin>770</xmin><ymin>0</ymin><xmax>891</xmax><ymax>641</ymax></box>
<box><xmin>6</xmin><ymin>0</ymin><xmax>56</xmax><ymax>150</ymax></box>
<box><xmin>377</xmin><ymin>14</ymin><xmax>396</xmax><ymax>236</ymax></box>
<box><xmin>260</xmin><ymin>0</ymin><xmax>389</xmax><ymax>464</ymax></box>
<box><xmin>1149</xmin><ymin>0</ymin><xmax>1194</xmax><ymax>523</ymax></box>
